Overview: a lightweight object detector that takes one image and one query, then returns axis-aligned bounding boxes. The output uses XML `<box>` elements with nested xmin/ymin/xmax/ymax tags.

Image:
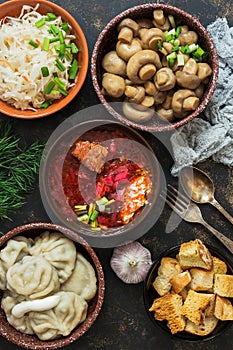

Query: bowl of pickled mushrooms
<box><xmin>91</xmin><ymin>4</ymin><xmax>218</xmax><ymax>132</ymax></box>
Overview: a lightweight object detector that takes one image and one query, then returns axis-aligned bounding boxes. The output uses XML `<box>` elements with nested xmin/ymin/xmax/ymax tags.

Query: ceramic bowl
<box><xmin>91</xmin><ymin>3</ymin><xmax>218</xmax><ymax>132</ymax></box>
<box><xmin>143</xmin><ymin>244</ymin><xmax>233</xmax><ymax>341</ymax></box>
<box><xmin>0</xmin><ymin>0</ymin><xmax>88</xmax><ymax>119</ymax></box>
<box><xmin>0</xmin><ymin>222</ymin><xmax>105</xmax><ymax>349</ymax></box>
<box><xmin>39</xmin><ymin>113</ymin><xmax>163</xmax><ymax>248</ymax></box>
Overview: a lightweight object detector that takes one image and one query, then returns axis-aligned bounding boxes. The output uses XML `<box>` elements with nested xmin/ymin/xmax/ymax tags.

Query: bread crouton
<box><xmin>214</xmin><ymin>274</ymin><xmax>233</xmax><ymax>298</ymax></box>
<box><xmin>214</xmin><ymin>295</ymin><xmax>233</xmax><ymax>321</ymax></box>
<box><xmin>170</xmin><ymin>270</ymin><xmax>191</xmax><ymax>294</ymax></box>
<box><xmin>178</xmin><ymin>239</ymin><xmax>213</xmax><ymax>270</ymax></box>
<box><xmin>212</xmin><ymin>256</ymin><xmax>227</xmax><ymax>275</ymax></box>
<box><xmin>189</xmin><ymin>268</ymin><xmax>214</xmax><ymax>291</ymax></box>
<box><xmin>152</xmin><ymin>275</ymin><xmax>171</xmax><ymax>296</ymax></box>
<box><xmin>149</xmin><ymin>294</ymin><xmax>185</xmax><ymax>334</ymax></box>
<box><xmin>158</xmin><ymin>257</ymin><xmax>183</xmax><ymax>279</ymax></box>
<box><xmin>185</xmin><ymin>316</ymin><xmax>218</xmax><ymax>336</ymax></box>
<box><xmin>181</xmin><ymin>290</ymin><xmax>215</xmax><ymax>325</ymax></box>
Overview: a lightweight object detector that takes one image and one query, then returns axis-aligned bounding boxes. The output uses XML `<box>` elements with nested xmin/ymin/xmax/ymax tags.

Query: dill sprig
<box><xmin>0</xmin><ymin>120</ymin><xmax>44</xmax><ymax>221</ymax></box>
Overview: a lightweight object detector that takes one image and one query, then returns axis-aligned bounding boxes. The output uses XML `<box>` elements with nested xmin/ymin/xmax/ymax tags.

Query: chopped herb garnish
<box><xmin>61</xmin><ymin>22</ymin><xmax>70</xmax><ymax>34</ymax></box>
<box><xmin>58</xmin><ymin>30</ymin><xmax>65</xmax><ymax>44</ymax></box>
<box><xmin>55</xmin><ymin>58</ymin><xmax>66</xmax><ymax>71</ymax></box>
<box><xmin>42</xmin><ymin>37</ymin><xmax>50</xmax><ymax>51</ymax></box>
<box><xmin>49</xmin><ymin>24</ymin><xmax>60</xmax><ymax>35</ymax></box>
<box><xmin>46</xmin><ymin>13</ymin><xmax>57</xmax><ymax>21</ymax></box>
<box><xmin>41</xmin><ymin>66</ymin><xmax>49</xmax><ymax>77</ymax></box>
<box><xmin>58</xmin><ymin>86</ymin><xmax>68</xmax><ymax>96</ymax></box>
<box><xmin>41</xmin><ymin>100</ymin><xmax>52</xmax><ymax>109</ymax></box>
<box><xmin>71</xmin><ymin>42</ymin><xmax>79</xmax><ymax>54</ymax></box>
<box><xmin>44</xmin><ymin>81</ymin><xmax>55</xmax><ymax>94</ymax></box>
<box><xmin>28</xmin><ymin>40</ymin><xmax>39</xmax><ymax>48</ymax></box>
<box><xmin>49</xmin><ymin>36</ymin><xmax>60</xmax><ymax>43</ymax></box>
<box><xmin>35</xmin><ymin>17</ymin><xmax>46</xmax><ymax>28</ymax></box>
<box><xmin>157</xmin><ymin>39</ymin><xmax>163</xmax><ymax>50</ymax></box>
<box><xmin>69</xmin><ymin>59</ymin><xmax>78</xmax><ymax>79</ymax></box>
<box><xmin>54</xmin><ymin>77</ymin><xmax>66</xmax><ymax>89</ymax></box>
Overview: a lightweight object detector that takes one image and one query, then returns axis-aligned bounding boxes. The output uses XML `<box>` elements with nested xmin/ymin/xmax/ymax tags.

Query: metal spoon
<box><xmin>179</xmin><ymin>166</ymin><xmax>233</xmax><ymax>225</ymax></box>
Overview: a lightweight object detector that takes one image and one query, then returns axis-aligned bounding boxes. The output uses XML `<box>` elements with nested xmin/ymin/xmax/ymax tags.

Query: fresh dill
<box><xmin>0</xmin><ymin>120</ymin><xmax>44</xmax><ymax>221</ymax></box>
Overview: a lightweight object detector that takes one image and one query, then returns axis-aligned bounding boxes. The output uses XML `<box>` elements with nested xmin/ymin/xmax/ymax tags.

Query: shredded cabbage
<box><xmin>0</xmin><ymin>4</ymin><xmax>77</xmax><ymax>111</ymax></box>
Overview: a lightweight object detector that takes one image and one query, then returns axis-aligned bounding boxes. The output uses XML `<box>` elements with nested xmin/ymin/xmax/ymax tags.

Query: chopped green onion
<box><xmin>165</xmin><ymin>33</ymin><xmax>175</xmax><ymax>42</ymax></box>
<box><xmin>59</xmin><ymin>43</ymin><xmax>66</xmax><ymax>59</ymax></box>
<box><xmin>75</xmin><ymin>204</ymin><xmax>87</xmax><ymax>210</ymax></box>
<box><xmin>71</xmin><ymin>42</ymin><xmax>79</xmax><ymax>54</ymax></box>
<box><xmin>77</xmin><ymin>214</ymin><xmax>89</xmax><ymax>222</ymax></box>
<box><xmin>55</xmin><ymin>58</ymin><xmax>66</xmax><ymax>71</ymax></box>
<box><xmin>50</xmin><ymin>24</ymin><xmax>60</xmax><ymax>35</ymax></box>
<box><xmin>173</xmin><ymin>39</ymin><xmax>180</xmax><ymax>46</ymax></box>
<box><xmin>58</xmin><ymin>30</ymin><xmax>65</xmax><ymax>44</ymax></box>
<box><xmin>172</xmin><ymin>45</ymin><xmax>180</xmax><ymax>51</ymax></box>
<box><xmin>96</xmin><ymin>197</ymin><xmax>109</xmax><ymax>207</ymax></box>
<box><xmin>180</xmin><ymin>45</ymin><xmax>191</xmax><ymax>54</ymax></box>
<box><xmin>65</xmin><ymin>50</ymin><xmax>73</xmax><ymax>61</ymax></box>
<box><xmin>41</xmin><ymin>66</ymin><xmax>49</xmax><ymax>77</ymax></box>
<box><xmin>188</xmin><ymin>43</ymin><xmax>199</xmax><ymax>53</ymax></box>
<box><xmin>192</xmin><ymin>46</ymin><xmax>208</xmax><ymax>61</ymax></box>
<box><xmin>42</xmin><ymin>37</ymin><xmax>50</xmax><ymax>51</ymax></box>
<box><xmin>40</xmin><ymin>100</ymin><xmax>52</xmax><ymax>109</ymax></box>
<box><xmin>46</xmin><ymin>13</ymin><xmax>57</xmax><ymax>21</ymax></box>
<box><xmin>61</xmin><ymin>22</ymin><xmax>70</xmax><ymax>34</ymax></box>
<box><xmin>157</xmin><ymin>39</ymin><xmax>163</xmax><ymax>50</ymax></box>
<box><xmin>177</xmin><ymin>53</ymin><xmax>185</xmax><ymax>66</ymax></box>
<box><xmin>90</xmin><ymin>209</ymin><xmax>99</xmax><ymax>221</ymax></box>
<box><xmin>175</xmin><ymin>26</ymin><xmax>181</xmax><ymax>37</ymax></box>
<box><xmin>58</xmin><ymin>86</ymin><xmax>68</xmax><ymax>96</ymax></box>
<box><xmin>28</xmin><ymin>40</ymin><xmax>39</xmax><ymax>48</ymax></box>
<box><xmin>49</xmin><ymin>36</ymin><xmax>60</xmax><ymax>43</ymax></box>
<box><xmin>106</xmin><ymin>199</ymin><xmax>115</xmax><ymax>206</ymax></box>
<box><xmin>35</xmin><ymin>18</ymin><xmax>46</xmax><ymax>28</ymax></box>
<box><xmin>44</xmin><ymin>81</ymin><xmax>55</xmax><ymax>94</ymax></box>
<box><xmin>54</xmin><ymin>77</ymin><xmax>66</xmax><ymax>88</ymax></box>
<box><xmin>167</xmin><ymin>52</ymin><xmax>177</xmax><ymax>67</ymax></box>
<box><xmin>51</xmin><ymin>89</ymin><xmax>59</xmax><ymax>95</ymax></box>
<box><xmin>69</xmin><ymin>59</ymin><xmax>78</xmax><ymax>79</ymax></box>
<box><xmin>53</xmin><ymin>72</ymin><xmax>58</xmax><ymax>78</ymax></box>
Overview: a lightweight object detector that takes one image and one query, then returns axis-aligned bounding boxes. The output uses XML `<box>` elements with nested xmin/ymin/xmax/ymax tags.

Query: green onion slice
<box><xmin>44</xmin><ymin>81</ymin><xmax>55</xmax><ymax>94</ymax></box>
<box><xmin>69</xmin><ymin>59</ymin><xmax>78</xmax><ymax>79</ymax></box>
<box><xmin>41</xmin><ymin>100</ymin><xmax>52</xmax><ymax>109</ymax></box>
<box><xmin>46</xmin><ymin>13</ymin><xmax>57</xmax><ymax>21</ymax></box>
<box><xmin>35</xmin><ymin>18</ymin><xmax>46</xmax><ymax>28</ymax></box>
<box><xmin>42</xmin><ymin>37</ymin><xmax>50</xmax><ymax>51</ymax></box>
<box><xmin>41</xmin><ymin>66</ymin><xmax>49</xmax><ymax>77</ymax></box>
<box><xmin>29</xmin><ymin>40</ymin><xmax>39</xmax><ymax>48</ymax></box>
<box><xmin>55</xmin><ymin>58</ymin><xmax>66</xmax><ymax>72</ymax></box>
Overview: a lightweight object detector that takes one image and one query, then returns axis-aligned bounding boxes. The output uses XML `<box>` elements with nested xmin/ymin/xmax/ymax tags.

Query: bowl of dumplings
<box><xmin>0</xmin><ymin>222</ymin><xmax>105</xmax><ymax>349</ymax></box>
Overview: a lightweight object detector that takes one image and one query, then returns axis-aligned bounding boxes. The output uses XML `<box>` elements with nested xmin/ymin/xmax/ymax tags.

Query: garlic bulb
<box><xmin>110</xmin><ymin>241</ymin><xmax>152</xmax><ymax>284</ymax></box>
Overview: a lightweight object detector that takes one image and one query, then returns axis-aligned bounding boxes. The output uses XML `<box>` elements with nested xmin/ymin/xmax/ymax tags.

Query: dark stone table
<box><xmin>0</xmin><ymin>0</ymin><xmax>232</xmax><ymax>349</ymax></box>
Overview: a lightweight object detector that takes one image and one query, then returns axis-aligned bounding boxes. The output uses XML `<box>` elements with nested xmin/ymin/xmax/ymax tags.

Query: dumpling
<box><xmin>1</xmin><ymin>291</ymin><xmax>33</xmax><ymax>335</ymax></box>
<box><xmin>29</xmin><ymin>291</ymin><xmax>88</xmax><ymax>340</ymax></box>
<box><xmin>6</xmin><ymin>256</ymin><xmax>60</xmax><ymax>299</ymax></box>
<box><xmin>61</xmin><ymin>252</ymin><xmax>97</xmax><ymax>301</ymax></box>
<box><xmin>0</xmin><ymin>236</ymin><xmax>33</xmax><ymax>289</ymax></box>
<box><xmin>29</xmin><ymin>231</ymin><xmax>76</xmax><ymax>283</ymax></box>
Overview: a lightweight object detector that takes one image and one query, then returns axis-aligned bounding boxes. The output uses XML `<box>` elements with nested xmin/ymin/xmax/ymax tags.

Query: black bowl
<box><xmin>143</xmin><ymin>244</ymin><xmax>233</xmax><ymax>342</ymax></box>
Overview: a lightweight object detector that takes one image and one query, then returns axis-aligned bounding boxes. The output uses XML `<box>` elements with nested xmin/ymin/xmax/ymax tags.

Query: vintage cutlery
<box><xmin>179</xmin><ymin>166</ymin><xmax>233</xmax><ymax>225</ymax></box>
<box><xmin>160</xmin><ymin>185</ymin><xmax>233</xmax><ymax>254</ymax></box>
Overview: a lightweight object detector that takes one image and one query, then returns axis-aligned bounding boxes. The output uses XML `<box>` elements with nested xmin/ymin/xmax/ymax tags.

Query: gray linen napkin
<box><xmin>170</xmin><ymin>17</ymin><xmax>233</xmax><ymax>176</ymax></box>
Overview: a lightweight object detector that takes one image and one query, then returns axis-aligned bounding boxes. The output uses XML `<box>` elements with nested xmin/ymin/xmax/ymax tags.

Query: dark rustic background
<box><xmin>0</xmin><ymin>1</ymin><xmax>232</xmax><ymax>349</ymax></box>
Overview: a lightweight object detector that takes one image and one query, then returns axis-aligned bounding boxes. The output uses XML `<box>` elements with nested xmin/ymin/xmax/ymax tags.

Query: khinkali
<box><xmin>30</xmin><ymin>231</ymin><xmax>76</xmax><ymax>283</ymax></box>
<box><xmin>1</xmin><ymin>291</ymin><xmax>33</xmax><ymax>335</ymax></box>
<box><xmin>61</xmin><ymin>252</ymin><xmax>97</xmax><ymax>301</ymax></box>
<box><xmin>6</xmin><ymin>256</ymin><xmax>60</xmax><ymax>299</ymax></box>
<box><xmin>29</xmin><ymin>291</ymin><xmax>88</xmax><ymax>340</ymax></box>
<box><xmin>0</xmin><ymin>236</ymin><xmax>33</xmax><ymax>289</ymax></box>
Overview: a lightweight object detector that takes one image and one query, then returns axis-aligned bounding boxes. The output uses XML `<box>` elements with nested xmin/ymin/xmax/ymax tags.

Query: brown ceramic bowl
<box><xmin>91</xmin><ymin>4</ymin><xmax>218</xmax><ymax>132</ymax></box>
<box><xmin>0</xmin><ymin>0</ymin><xmax>88</xmax><ymax>119</ymax></box>
<box><xmin>0</xmin><ymin>222</ymin><xmax>105</xmax><ymax>349</ymax></box>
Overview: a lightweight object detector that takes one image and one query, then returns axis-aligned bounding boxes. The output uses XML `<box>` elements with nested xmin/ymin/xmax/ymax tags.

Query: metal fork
<box><xmin>161</xmin><ymin>185</ymin><xmax>233</xmax><ymax>254</ymax></box>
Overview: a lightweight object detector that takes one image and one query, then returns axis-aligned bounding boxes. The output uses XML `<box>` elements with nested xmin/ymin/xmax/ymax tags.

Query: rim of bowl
<box><xmin>0</xmin><ymin>222</ymin><xmax>105</xmax><ymax>349</ymax></box>
<box><xmin>0</xmin><ymin>0</ymin><xmax>89</xmax><ymax>119</ymax></box>
<box><xmin>91</xmin><ymin>3</ymin><xmax>219</xmax><ymax>132</ymax></box>
<box><xmin>143</xmin><ymin>244</ymin><xmax>233</xmax><ymax>342</ymax></box>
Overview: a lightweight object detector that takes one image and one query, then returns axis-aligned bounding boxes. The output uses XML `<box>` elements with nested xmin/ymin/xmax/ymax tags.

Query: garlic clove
<box><xmin>110</xmin><ymin>241</ymin><xmax>152</xmax><ymax>284</ymax></box>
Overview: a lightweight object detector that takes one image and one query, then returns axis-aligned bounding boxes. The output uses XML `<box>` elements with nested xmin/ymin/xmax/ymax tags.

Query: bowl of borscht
<box><xmin>39</xmin><ymin>107</ymin><xmax>162</xmax><ymax>247</ymax></box>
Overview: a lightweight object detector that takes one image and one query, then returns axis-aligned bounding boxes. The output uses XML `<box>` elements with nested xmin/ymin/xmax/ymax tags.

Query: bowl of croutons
<box><xmin>143</xmin><ymin>239</ymin><xmax>233</xmax><ymax>341</ymax></box>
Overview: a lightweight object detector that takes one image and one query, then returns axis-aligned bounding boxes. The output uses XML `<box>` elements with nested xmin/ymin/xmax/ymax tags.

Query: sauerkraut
<box><xmin>0</xmin><ymin>4</ymin><xmax>78</xmax><ymax>110</ymax></box>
